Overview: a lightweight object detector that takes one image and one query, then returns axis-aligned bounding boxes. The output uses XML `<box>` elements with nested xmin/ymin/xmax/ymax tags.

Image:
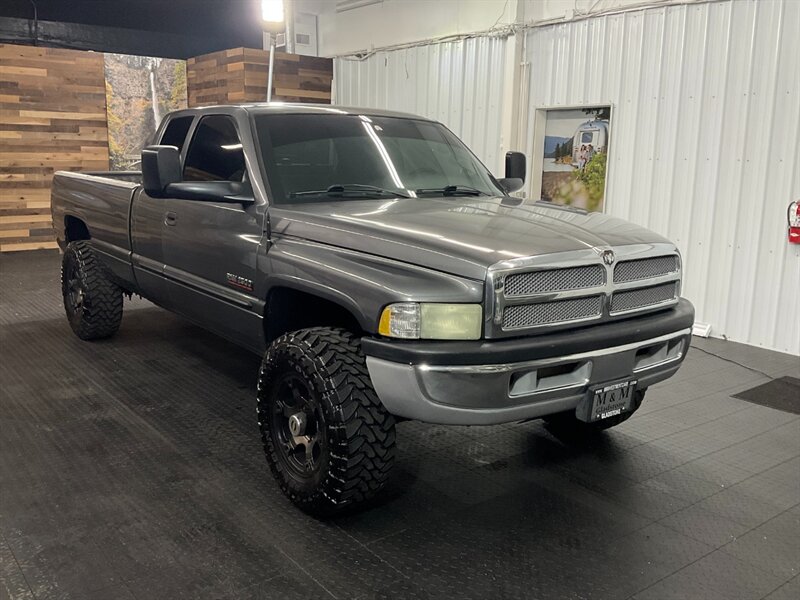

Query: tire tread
<box><xmin>257</xmin><ymin>327</ymin><xmax>395</xmax><ymax>516</ymax></box>
<box><xmin>61</xmin><ymin>241</ymin><xmax>123</xmax><ymax>340</ymax></box>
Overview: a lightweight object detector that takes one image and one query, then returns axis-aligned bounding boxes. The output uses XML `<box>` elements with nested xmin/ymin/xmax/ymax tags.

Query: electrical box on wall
<box><xmin>264</xmin><ymin>12</ymin><xmax>318</xmax><ymax>57</ymax></box>
<box><xmin>294</xmin><ymin>12</ymin><xmax>319</xmax><ymax>57</ymax></box>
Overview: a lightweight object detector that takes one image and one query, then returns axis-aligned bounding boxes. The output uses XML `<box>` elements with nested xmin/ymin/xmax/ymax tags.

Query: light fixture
<box><xmin>260</xmin><ymin>0</ymin><xmax>286</xmax><ymax>103</ymax></box>
<box><xmin>261</xmin><ymin>0</ymin><xmax>284</xmax><ymax>25</ymax></box>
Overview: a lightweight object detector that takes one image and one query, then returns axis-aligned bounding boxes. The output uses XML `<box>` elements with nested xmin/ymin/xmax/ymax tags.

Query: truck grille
<box><xmin>614</xmin><ymin>255</ymin><xmax>678</xmax><ymax>283</ymax></box>
<box><xmin>611</xmin><ymin>282</ymin><xmax>678</xmax><ymax>314</ymax></box>
<box><xmin>503</xmin><ymin>296</ymin><xmax>603</xmax><ymax>329</ymax></box>
<box><xmin>504</xmin><ymin>265</ymin><xmax>604</xmax><ymax>297</ymax></box>
<box><xmin>489</xmin><ymin>248</ymin><xmax>681</xmax><ymax>337</ymax></box>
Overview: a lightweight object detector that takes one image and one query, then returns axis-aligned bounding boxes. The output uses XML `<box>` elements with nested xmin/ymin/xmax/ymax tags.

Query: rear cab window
<box><xmin>159</xmin><ymin>116</ymin><xmax>194</xmax><ymax>152</ymax></box>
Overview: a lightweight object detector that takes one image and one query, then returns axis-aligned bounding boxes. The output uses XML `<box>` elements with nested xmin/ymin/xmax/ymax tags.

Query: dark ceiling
<box><xmin>0</xmin><ymin>0</ymin><xmax>265</xmax><ymax>57</ymax></box>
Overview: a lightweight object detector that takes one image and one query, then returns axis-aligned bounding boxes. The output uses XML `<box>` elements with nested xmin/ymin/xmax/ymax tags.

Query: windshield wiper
<box><xmin>290</xmin><ymin>184</ymin><xmax>410</xmax><ymax>199</ymax></box>
<box><xmin>415</xmin><ymin>185</ymin><xmax>487</xmax><ymax>197</ymax></box>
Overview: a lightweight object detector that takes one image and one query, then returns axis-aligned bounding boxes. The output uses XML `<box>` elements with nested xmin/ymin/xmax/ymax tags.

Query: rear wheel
<box><xmin>61</xmin><ymin>241</ymin><xmax>123</xmax><ymax>340</ymax></box>
<box><xmin>257</xmin><ymin>327</ymin><xmax>396</xmax><ymax>516</ymax></box>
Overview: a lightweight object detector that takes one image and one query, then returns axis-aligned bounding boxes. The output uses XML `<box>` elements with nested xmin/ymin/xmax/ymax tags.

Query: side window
<box><xmin>183</xmin><ymin>115</ymin><xmax>246</xmax><ymax>182</ymax></box>
<box><xmin>159</xmin><ymin>116</ymin><xmax>193</xmax><ymax>152</ymax></box>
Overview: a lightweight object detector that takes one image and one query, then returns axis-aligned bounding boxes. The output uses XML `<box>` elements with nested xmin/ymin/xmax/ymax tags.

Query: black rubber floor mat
<box><xmin>733</xmin><ymin>376</ymin><xmax>800</xmax><ymax>414</ymax></box>
<box><xmin>3</xmin><ymin>250</ymin><xmax>800</xmax><ymax>599</ymax></box>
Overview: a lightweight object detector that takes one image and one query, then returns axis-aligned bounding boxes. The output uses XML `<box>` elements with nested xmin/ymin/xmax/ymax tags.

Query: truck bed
<box><xmin>83</xmin><ymin>171</ymin><xmax>142</xmax><ymax>184</ymax></box>
<box><xmin>52</xmin><ymin>171</ymin><xmax>141</xmax><ymax>248</ymax></box>
<box><xmin>51</xmin><ymin>170</ymin><xmax>143</xmax><ymax>286</ymax></box>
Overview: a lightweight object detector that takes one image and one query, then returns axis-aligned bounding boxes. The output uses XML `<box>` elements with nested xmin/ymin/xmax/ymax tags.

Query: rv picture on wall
<box><xmin>540</xmin><ymin>106</ymin><xmax>611</xmax><ymax>212</ymax></box>
<box><xmin>104</xmin><ymin>53</ymin><xmax>188</xmax><ymax>170</ymax></box>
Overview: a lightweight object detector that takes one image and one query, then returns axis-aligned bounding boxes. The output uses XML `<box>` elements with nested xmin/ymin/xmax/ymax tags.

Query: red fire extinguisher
<box><xmin>789</xmin><ymin>200</ymin><xmax>800</xmax><ymax>244</ymax></box>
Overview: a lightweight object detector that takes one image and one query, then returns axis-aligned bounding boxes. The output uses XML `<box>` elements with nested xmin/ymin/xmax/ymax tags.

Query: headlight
<box><xmin>378</xmin><ymin>303</ymin><xmax>482</xmax><ymax>340</ymax></box>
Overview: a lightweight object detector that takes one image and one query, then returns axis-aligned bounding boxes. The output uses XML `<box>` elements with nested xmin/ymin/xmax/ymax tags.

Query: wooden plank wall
<box><xmin>0</xmin><ymin>43</ymin><xmax>110</xmax><ymax>252</ymax></box>
<box><xmin>187</xmin><ymin>47</ymin><xmax>332</xmax><ymax>107</ymax></box>
<box><xmin>0</xmin><ymin>44</ymin><xmax>330</xmax><ymax>252</ymax></box>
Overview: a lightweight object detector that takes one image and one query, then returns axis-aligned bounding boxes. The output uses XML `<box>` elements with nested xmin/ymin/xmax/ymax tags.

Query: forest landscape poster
<box><xmin>104</xmin><ymin>53</ymin><xmax>187</xmax><ymax>170</ymax></box>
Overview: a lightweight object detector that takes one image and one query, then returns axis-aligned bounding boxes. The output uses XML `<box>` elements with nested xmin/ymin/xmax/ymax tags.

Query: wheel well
<box><xmin>265</xmin><ymin>287</ymin><xmax>364</xmax><ymax>343</ymax></box>
<box><xmin>64</xmin><ymin>216</ymin><xmax>90</xmax><ymax>243</ymax></box>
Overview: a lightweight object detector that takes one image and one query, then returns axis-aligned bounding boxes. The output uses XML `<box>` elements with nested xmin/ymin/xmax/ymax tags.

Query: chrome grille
<box><xmin>503</xmin><ymin>296</ymin><xmax>603</xmax><ymax>329</ymax></box>
<box><xmin>504</xmin><ymin>265</ymin><xmax>605</xmax><ymax>297</ymax></box>
<box><xmin>611</xmin><ymin>282</ymin><xmax>678</xmax><ymax>314</ymax></box>
<box><xmin>614</xmin><ymin>255</ymin><xmax>678</xmax><ymax>283</ymax></box>
<box><xmin>486</xmin><ymin>244</ymin><xmax>682</xmax><ymax>338</ymax></box>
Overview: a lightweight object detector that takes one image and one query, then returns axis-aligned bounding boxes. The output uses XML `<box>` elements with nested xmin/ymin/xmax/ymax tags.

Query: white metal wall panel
<box><xmin>333</xmin><ymin>1</ymin><xmax>798</xmax><ymax>354</ymax></box>
<box><xmin>334</xmin><ymin>35</ymin><xmax>508</xmax><ymax>172</ymax></box>
<box><xmin>523</xmin><ymin>0</ymin><xmax>800</xmax><ymax>354</ymax></box>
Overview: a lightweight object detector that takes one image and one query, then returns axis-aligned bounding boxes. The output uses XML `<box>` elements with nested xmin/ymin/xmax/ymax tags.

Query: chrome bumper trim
<box><xmin>366</xmin><ymin>328</ymin><xmax>691</xmax><ymax>426</ymax></box>
<box><xmin>419</xmin><ymin>328</ymin><xmax>690</xmax><ymax>375</ymax></box>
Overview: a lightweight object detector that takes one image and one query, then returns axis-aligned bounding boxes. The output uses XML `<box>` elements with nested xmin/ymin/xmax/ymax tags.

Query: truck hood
<box><xmin>270</xmin><ymin>197</ymin><xmax>673</xmax><ymax>281</ymax></box>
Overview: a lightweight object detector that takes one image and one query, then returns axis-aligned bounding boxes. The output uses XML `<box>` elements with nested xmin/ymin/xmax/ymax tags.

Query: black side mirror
<box><xmin>142</xmin><ymin>145</ymin><xmax>181</xmax><ymax>198</ymax></box>
<box><xmin>164</xmin><ymin>180</ymin><xmax>255</xmax><ymax>204</ymax></box>
<box><xmin>499</xmin><ymin>151</ymin><xmax>526</xmax><ymax>194</ymax></box>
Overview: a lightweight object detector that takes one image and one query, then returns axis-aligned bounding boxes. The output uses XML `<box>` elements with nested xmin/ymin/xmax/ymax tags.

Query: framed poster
<box><xmin>538</xmin><ymin>106</ymin><xmax>611</xmax><ymax>212</ymax></box>
<box><xmin>104</xmin><ymin>53</ymin><xmax>188</xmax><ymax>170</ymax></box>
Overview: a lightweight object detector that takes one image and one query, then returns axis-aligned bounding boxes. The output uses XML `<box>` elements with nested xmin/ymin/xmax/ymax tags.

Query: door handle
<box><xmin>164</xmin><ymin>211</ymin><xmax>177</xmax><ymax>226</ymax></box>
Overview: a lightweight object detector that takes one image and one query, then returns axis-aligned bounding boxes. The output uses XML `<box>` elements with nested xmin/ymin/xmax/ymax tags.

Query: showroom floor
<box><xmin>1</xmin><ymin>250</ymin><xmax>798</xmax><ymax>600</ymax></box>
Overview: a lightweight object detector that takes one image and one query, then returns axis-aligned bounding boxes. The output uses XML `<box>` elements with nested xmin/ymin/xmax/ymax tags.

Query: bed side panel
<box><xmin>51</xmin><ymin>171</ymin><xmax>139</xmax><ymax>289</ymax></box>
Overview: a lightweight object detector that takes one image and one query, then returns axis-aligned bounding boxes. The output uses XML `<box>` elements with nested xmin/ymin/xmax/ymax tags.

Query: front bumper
<box><xmin>363</xmin><ymin>299</ymin><xmax>694</xmax><ymax>425</ymax></box>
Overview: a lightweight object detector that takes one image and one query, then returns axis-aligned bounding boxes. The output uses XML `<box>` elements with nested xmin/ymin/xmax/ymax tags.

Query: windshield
<box><xmin>253</xmin><ymin>113</ymin><xmax>503</xmax><ymax>203</ymax></box>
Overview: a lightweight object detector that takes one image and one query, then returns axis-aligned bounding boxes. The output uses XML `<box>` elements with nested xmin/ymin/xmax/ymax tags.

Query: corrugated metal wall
<box><xmin>333</xmin><ymin>0</ymin><xmax>799</xmax><ymax>355</ymax></box>
<box><xmin>523</xmin><ymin>0</ymin><xmax>799</xmax><ymax>354</ymax></box>
<box><xmin>334</xmin><ymin>35</ymin><xmax>509</xmax><ymax>172</ymax></box>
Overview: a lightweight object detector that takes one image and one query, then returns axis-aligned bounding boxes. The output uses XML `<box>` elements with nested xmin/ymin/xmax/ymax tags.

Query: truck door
<box><xmin>130</xmin><ymin>115</ymin><xmax>194</xmax><ymax>308</ymax></box>
<box><xmin>160</xmin><ymin>114</ymin><xmax>268</xmax><ymax>353</ymax></box>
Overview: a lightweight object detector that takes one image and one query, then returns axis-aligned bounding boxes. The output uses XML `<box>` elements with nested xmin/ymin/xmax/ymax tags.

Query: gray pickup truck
<box><xmin>51</xmin><ymin>103</ymin><xmax>694</xmax><ymax>515</ymax></box>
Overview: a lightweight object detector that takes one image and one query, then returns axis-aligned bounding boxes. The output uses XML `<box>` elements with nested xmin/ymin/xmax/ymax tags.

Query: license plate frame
<box><xmin>576</xmin><ymin>379</ymin><xmax>638</xmax><ymax>423</ymax></box>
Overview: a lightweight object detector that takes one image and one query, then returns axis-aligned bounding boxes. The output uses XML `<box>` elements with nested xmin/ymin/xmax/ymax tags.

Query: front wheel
<box><xmin>256</xmin><ymin>327</ymin><xmax>396</xmax><ymax>516</ymax></box>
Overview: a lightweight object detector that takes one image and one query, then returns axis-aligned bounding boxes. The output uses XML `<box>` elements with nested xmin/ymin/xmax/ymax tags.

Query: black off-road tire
<box><xmin>256</xmin><ymin>327</ymin><xmax>396</xmax><ymax>516</ymax></box>
<box><xmin>544</xmin><ymin>389</ymin><xmax>646</xmax><ymax>435</ymax></box>
<box><xmin>61</xmin><ymin>241</ymin><xmax>123</xmax><ymax>340</ymax></box>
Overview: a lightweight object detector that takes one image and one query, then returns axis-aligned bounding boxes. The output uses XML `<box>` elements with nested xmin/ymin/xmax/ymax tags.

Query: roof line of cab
<box><xmin>165</xmin><ymin>102</ymin><xmax>432</xmax><ymax>122</ymax></box>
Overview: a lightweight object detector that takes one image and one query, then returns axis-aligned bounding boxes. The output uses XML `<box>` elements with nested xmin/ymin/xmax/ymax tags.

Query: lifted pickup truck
<box><xmin>52</xmin><ymin>104</ymin><xmax>694</xmax><ymax>515</ymax></box>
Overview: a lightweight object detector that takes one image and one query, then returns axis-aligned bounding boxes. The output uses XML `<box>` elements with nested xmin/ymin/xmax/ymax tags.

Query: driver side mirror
<box><xmin>164</xmin><ymin>180</ymin><xmax>255</xmax><ymax>204</ymax></box>
<box><xmin>141</xmin><ymin>145</ymin><xmax>255</xmax><ymax>204</ymax></box>
<box><xmin>142</xmin><ymin>145</ymin><xmax>181</xmax><ymax>198</ymax></box>
<box><xmin>498</xmin><ymin>151</ymin><xmax>526</xmax><ymax>194</ymax></box>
